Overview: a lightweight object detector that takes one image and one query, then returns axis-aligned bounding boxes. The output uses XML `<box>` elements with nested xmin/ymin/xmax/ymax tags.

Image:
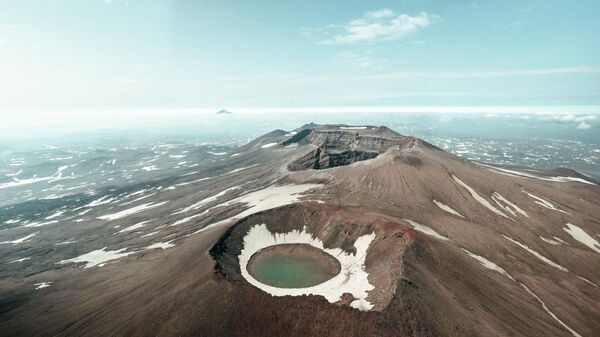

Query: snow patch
<box><xmin>85</xmin><ymin>196</ymin><xmax>118</xmax><ymax>207</ymax></box>
<box><xmin>97</xmin><ymin>201</ymin><xmax>168</xmax><ymax>221</ymax></box>
<box><xmin>491</xmin><ymin>192</ymin><xmax>528</xmax><ymax>217</ymax></box>
<box><xmin>503</xmin><ymin>235</ymin><xmax>568</xmax><ymax>271</ymax></box>
<box><xmin>188</xmin><ymin>184</ymin><xmax>322</xmax><ymax>236</ymax></box>
<box><xmin>519</xmin><ymin>283</ymin><xmax>582</xmax><ymax>337</ymax></box>
<box><xmin>23</xmin><ymin>220</ymin><xmax>58</xmax><ymax>228</ymax></box>
<box><xmin>452</xmin><ymin>175</ymin><xmax>508</xmax><ymax>218</ymax></box>
<box><xmin>433</xmin><ymin>199</ymin><xmax>464</xmax><ymax>218</ymax></box>
<box><xmin>175</xmin><ymin>186</ymin><xmax>240</xmax><ymax>214</ymax></box>
<box><xmin>522</xmin><ymin>190</ymin><xmax>569</xmax><ymax>214</ymax></box>
<box><xmin>58</xmin><ymin>247</ymin><xmax>135</xmax><ymax>268</ymax></box>
<box><xmin>45</xmin><ymin>210</ymin><xmax>65</xmax><ymax>220</ymax></box>
<box><xmin>228</xmin><ymin>164</ymin><xmax>259</xmax><ymax>174</ymax></box>
<box><xmin>0</xmin><ymin>232</ymin><xmax>37</xmax><ymax>244</ymax></box>
<box><xmin>34</xmin><ymin>282</ymin><xmax>52</xmax><ymax>290</ymax></box>
<box><xmin>462</xmin><ymin>249</ymin><xmax>514</xmax><ymax>280</ymax></box>
<box><xmin>539</xmin><ymin>236</ymin><xmax>562</xmax><ymax>245</ymax></box>
<box><xmin>0</xmin><ymin>166</ymin><xmax>69</xmax><ymax>190</ymax></box>
<box><xmin>141</xmin><ymin>231</ymin><xmax>160</xmax><ymax>238</ymax></box>
<box><xmin>260</xmin><ymin>142</ymin><xmax>278</xmax><ymax>149</ymax></box>
<box><xmin>175</xmin><ymin>176</ymin><xmax>212</xmax><ymax>187</ymax></box>
<box><xmin>145</xmin><ymin>241</ymin><xmax>175</xmax><ymax>250</ymax></box>
<box><xmin>480</xmin><ymin>163</ymin><xmax>595</xmax><ymax>186</ymax></box>
<box><xmin>141</xmin><ymin>165</ymin><xmax>159</xmax><ymax>172</ymax></box>
<box><xmin>577</xmin><ymin>276</ymin><xmax>599</xmax><ymax>288</ymax></box>
<box><xmin>118</xmin><ymin>220</ymin><xmax>151</xmax><ymax>233</ymax></box>
<box><xmin>563</xmin><ymin>223</ymin><xmax>600</xmax><ymax>254</ymax></box>
<box><xmin>404</xmin><ymin>219</ymin><xmax>449</xmax><ymax>241</ymax></box>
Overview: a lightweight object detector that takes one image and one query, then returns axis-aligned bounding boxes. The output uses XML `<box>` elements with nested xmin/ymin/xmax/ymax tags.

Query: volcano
<box><xmin>1</xmin><ymin>124</ymin><xmax>599</xmax><ymax>337</ymax></box>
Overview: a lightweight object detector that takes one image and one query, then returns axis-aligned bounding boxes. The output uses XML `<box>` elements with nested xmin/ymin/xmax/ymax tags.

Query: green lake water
<box><xmin>249</xmin><ymin>247</ymin><xmax>339</xmax><ymax>288</ymax></box>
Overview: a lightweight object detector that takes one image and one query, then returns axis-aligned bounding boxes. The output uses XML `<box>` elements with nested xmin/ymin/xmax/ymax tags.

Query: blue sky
<box><xmin>1</xmin><ymin>0</ymin><xmax>599</xmax><ymax>113</ymax></box>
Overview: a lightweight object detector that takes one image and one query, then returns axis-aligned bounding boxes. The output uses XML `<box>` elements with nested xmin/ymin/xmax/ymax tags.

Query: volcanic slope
<box><xmin>1</xmin><ymin>124</ymin><xmax>599</xmax><ymax>337</ymax></box>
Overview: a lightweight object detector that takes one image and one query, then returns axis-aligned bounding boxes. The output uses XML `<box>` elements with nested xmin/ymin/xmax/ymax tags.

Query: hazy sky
<box><xmin>1</xmin><ymin>0</ymin><xmax>600</xmax><ymax>113</ymax></box>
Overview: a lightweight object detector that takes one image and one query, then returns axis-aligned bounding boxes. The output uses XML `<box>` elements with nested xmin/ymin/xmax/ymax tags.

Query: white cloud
<box><xmin>319</xmin><ymin>10</ymin><xmax>434</xmax><ymax>44</ymax></box>
<box><xmin>576</xmin><ymin>122</ymin><xmax>591</xmax><ymax>130</ymax></box>
<box><xmin>365</xmin><ymin>9</ymin><xmax>395</xmax><ymax>19</ymax></box>
<box><xmin>575</xmin><ymin>115</ymin><xmax>597</xmax><ymax>122</ymax></box>
<box><xmin>549</xmin><ymin>114</ymin><xmax>598</xmax><ymax>123</ymax></box>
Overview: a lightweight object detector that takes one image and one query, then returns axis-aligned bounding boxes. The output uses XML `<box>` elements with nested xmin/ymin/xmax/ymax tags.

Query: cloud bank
<box><xmin>318</xmin><ymin>9</ymin><xmax>435</xmax><ymax>44</ymax></box>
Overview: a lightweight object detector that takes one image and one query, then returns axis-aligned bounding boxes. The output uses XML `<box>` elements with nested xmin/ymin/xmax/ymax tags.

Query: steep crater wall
<box><xmin>288</xmin><ymin>148</ymin><xmax>380</xmax><ymax>171</ymax></box>
<box><xmin>209</xmin><ymin>204</ymin><xmax>408</xmax><ymax>311</ymax></box>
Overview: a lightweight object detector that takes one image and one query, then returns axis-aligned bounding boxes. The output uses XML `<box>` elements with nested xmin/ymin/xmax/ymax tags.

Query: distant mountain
<box><xmin>216</xmin><ymin>109</ymin><xmax>232</xmax><ymax>115</ymax></box>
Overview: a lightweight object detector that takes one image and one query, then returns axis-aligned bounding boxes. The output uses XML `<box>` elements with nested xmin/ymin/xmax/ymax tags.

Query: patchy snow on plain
<box><xmin>170</xmin><ymin>213</ymin><xmax>204</xmax><ymax>226</ymax></box>
<box><xmin>85</xmin><ymin>196</ymin><xmax>118</xmax><ymax>207</ymax></box>
<box><xmin>119</xmin><ymin>192</ymin><xmax>158</xmax><ymax>206</ymax></box>
<box><xmin>175</xmin><ymin>176</ymin><xmax>212</xmax><ymax>187</ymax></box>
<box><xmin>45</xmin><ymin>210</ymin><xmax>65</xmax><ymax>220</ymax></box>
<box><xmin>502</xmin><ymin>235</ymin><xmax>568</xmax><ymax>271</ymax></box>
<box><xmin>227</xmin><ymin>164</ymin><xmax>259</xmax><ymax>174</ymax></box>
<box><xmin>175</xmin><ymin>186</ymin><xmax>240</xmax><ymax>214</ymax></box>
<box><xmin>141</xmin><ymin>231</ymin><xmax>160</xmax><ymax>238</ymax></box>
<box><xmin>491</xmin><ymin>192</ymin><xmax>528</xmax><ymax>217</ymax></box>
<box><xmin>145</xmin><ymin>241</ymin><xmax>175</xmax><ymax>250</ymax></box>
<box><xmin>97</xmin><ymin>201</ymin><xmax>168</xmax><ymax>221</ymax></box>
<box><xmin>141</xmin><ymin>165</ymin><xmax>160</xmax><ymax>172</ymax></box>
<box><xmin>452</xmin><ymin>175</ymin><xmax>508</xmax><ymax>218</ymax></box>
<box><xmin>220</xmin><ymin>184</ymin><xmax>322</xmax><ymax>220</ymax></box>
<box><xmin>23</xmin><ymin>220</ymin><xmax>58</xmax><ymax>228</ymax></box>
<box><xmin>34</xmin><ymin>282</ymin><xmax>52</xmax><ymax>290</ymax></box>
<box><xmin>118</xmin><ymin>220</ymin><xmax>151</xmax><ymax>233</ymax></box>
<box><xmin>58</xmin><ymin>247</ymin><xmax>135</xmax><ymax>268</ymax></box>
<box><xmin>0</xmin><ymin>166</ymin><xmax>69</xmax><ymax>190</ymax></box>
<box><xmin>188</xmin><ymin>184</ymin><xmax>322</xmax><ymax>236</ymax></box>
<box><xmin>563</xmin><ymin>223</ymin><xmax>600</xmax><ymax>254</ymax></box>
<box><xmin>519</xmin><ymin>283</ymin><xmax>582</xmax><ymax>337</ymax></box>
<box><xmin>239</xmin><ymin>223</ymin><xmax>375</xmax><ymax>311</ymax></box>
<box><xmin>462</xmin><ymin>249</ymin><xmax>514</xmax><ymax>280</ymax></box>
<box><xmin>0</xmin><ymin>232</ymin><xmax>37</xmax><ymax>244</ymax></box>
<box><xmin>404</xmin><ymin>219</ymin><xmax>449</xmax><ymax>241</ymax></box>
<box><xmin>260</xmin><ymin>143</ymin><xmax>278</xmax><ymax>149</ymax></box>
<box><xmin>433</xmin><ymin>199</ymin><xmax>464</xmax><ymax>218</ymax></box>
